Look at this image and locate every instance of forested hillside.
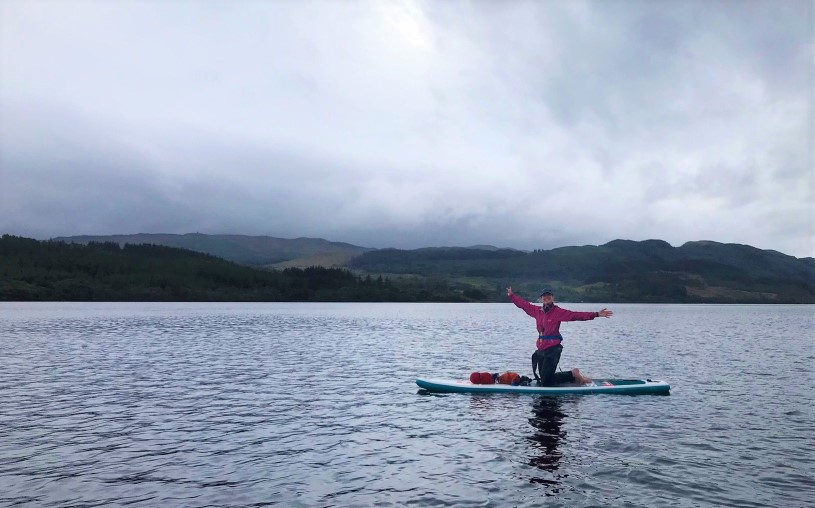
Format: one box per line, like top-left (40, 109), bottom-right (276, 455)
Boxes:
top-left (4, 236), bottom-right (812, 303)
top-left (348, 240), bottom-right (815, 303)
top-left (0, 236), bottom-right (465, 302)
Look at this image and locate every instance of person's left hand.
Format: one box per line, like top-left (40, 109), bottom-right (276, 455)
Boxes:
top-left (598, 308), bottom-right (613, 318)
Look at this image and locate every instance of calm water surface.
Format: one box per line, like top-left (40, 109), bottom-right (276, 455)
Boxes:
top-left (1, 302), bottom-right (813, 507)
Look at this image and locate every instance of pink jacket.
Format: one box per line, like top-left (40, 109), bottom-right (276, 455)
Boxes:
top-left (510, 294), bottom-right (598, 350)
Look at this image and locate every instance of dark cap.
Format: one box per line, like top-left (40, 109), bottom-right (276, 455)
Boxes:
top-left (539, 288), bottom-right (553, 296)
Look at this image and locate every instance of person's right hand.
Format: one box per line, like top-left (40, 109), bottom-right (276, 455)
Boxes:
top-left (506, 286), bottom-right (513, 297)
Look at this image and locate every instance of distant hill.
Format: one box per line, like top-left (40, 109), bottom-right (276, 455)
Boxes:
top-left (466, 244), bottom-right (527, 252)
top-left (34, 233), bottom-right (815, 303)
top-left (348, 239), bottom-right (815, 303)
top-left (0, 236), bottom-right (458, 302)
top-left (54, 233), bottom-right (373, 267)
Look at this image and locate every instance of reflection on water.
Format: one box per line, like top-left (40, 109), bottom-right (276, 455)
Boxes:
top-left (1, 302), bottom-right (813, 507)
top-left (527, 397), bottom-right (574, 492)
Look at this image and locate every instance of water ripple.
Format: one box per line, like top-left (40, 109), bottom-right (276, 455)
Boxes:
top-left (1, 302), bottom-right (813, 507)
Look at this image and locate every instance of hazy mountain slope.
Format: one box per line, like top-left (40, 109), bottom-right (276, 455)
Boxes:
top-left (348, 239), bottom-right (815, 303)
top-left (54, 233), bottom-right (373, 266)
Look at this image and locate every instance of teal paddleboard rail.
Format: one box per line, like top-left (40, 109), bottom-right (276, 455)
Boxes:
top-left (416, 378), bottom-right (670, 395)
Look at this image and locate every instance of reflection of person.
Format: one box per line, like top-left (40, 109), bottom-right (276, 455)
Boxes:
top-left (507, 287), bottom-right (612, 385)
top-left (527, 397), bottom-right (567, 479)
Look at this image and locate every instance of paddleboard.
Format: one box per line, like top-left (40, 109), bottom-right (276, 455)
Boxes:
top-left (416, 377), bottom-right (670, 395)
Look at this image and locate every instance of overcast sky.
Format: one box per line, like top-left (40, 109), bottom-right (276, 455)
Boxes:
top-left (1, 0), bottom-right (813, 257)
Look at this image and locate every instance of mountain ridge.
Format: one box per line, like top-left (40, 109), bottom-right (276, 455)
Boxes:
top-left (53, 233), bottom-right (374, 267)
top-left (53, 233), bottom-right (813, 263)
top-left (45, 233), bottom-right (815, 303)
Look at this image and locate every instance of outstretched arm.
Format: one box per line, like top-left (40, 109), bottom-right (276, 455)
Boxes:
top-left (507, 286), bottom-right (539, 318)
top-left (557, 307), bottom-right (614, 321)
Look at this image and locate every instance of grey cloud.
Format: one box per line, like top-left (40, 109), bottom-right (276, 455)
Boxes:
top-left (639, 162), bottom-right (760, 207)
top-left (0, 0), bottom-right (813, 257)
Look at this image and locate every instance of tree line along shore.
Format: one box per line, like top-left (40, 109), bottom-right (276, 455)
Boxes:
top-left (2, 235), bottom-right (813, 303)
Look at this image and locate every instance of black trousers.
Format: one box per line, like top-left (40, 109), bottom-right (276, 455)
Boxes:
top-left (531, 345), bottom-right (575, 386)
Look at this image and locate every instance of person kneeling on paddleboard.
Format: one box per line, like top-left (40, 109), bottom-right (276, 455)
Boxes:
top-left (507, 287), bottom-right (612, 386)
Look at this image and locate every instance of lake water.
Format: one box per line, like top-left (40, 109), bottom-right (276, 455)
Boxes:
top-left (1, 302), bottom-right (813, 507)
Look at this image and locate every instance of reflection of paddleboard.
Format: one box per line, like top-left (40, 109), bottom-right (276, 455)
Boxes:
top-left (416, 378), bottom-right (670, 395)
